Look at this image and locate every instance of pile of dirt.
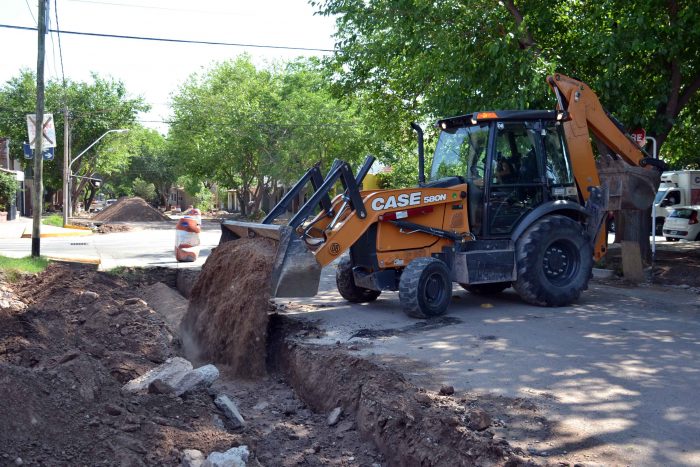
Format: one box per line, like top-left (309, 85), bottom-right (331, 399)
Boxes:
top-left (93, 197), bottom-right (170, 222)
top-left (0, 263), bottom-right (388, 466)
top-left (96, 223), bottom-right (133, 234)
top-left (181, 237), bottom-right (276, 378)
top-left (0, 263), bottom-right (239, 465)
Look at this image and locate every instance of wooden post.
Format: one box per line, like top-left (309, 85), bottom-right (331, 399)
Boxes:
top-left (32, 0), bottom-right (48, 257)
top-left (62, 107), bottom-right (70, 226)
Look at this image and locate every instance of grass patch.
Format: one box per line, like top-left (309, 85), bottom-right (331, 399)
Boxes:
top-left (0, 255), bottom-right (50, 282)
top-left (105, 266), bottom-right (131, 277)
top-left (43, 214), bottom-right (64, 227)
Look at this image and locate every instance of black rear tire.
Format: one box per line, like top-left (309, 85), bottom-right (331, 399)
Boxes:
top-left (336, 257), bottom-right (381, 303)
top-left (399, 257), bottom-right (452, 319)
top-left (513, 215), bottom-right (592, 307)
top-left (460, 282), bottom-right (511, 295)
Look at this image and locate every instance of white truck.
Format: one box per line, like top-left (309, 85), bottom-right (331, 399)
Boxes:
top-left (653, 170), bottom-right (700, 231)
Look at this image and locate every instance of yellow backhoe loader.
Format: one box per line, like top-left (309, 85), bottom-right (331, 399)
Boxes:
top-left (221, 74), bottom-right (664, 318)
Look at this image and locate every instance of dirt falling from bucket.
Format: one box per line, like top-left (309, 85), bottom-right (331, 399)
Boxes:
top-left (181, 236), bottom-right (276, 378)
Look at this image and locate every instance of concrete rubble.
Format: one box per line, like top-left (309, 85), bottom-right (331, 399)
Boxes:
top-left (122, 357), bottom-right (219, 396)
top-left (214, 394), bottom-right (246, 429)
top-left (327, 407), bottom-right (342, 426)
top-left (202, 446), bottom-right (249, 467)
top-left (181, 449), bottom-right (206, 467)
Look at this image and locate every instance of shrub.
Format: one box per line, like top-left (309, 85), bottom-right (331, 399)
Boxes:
top-left (0, 171), bottom-right (18, 212)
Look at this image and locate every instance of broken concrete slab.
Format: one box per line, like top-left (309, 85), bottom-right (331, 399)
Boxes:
top-left (141, 282), bottom-right (189, 331)
top-left (181, 449), bottom-right (205, 467)
top-left (173, 364), bottom-right (220, 396)
top-left (122, 358), bottom-right (220, 396)
top-left (214, 395), bottom-right (245, 429)
top-left (122, 357), bottom-right (193, 393)
top-left (327, 407), bottom-right (342, 426)
top-left (202, 445), bottom-right (249, 467)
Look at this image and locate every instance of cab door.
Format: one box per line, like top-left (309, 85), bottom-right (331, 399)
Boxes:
top-left (484, 120), bottom-right (546, 237)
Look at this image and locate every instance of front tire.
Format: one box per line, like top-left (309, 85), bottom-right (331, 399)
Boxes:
top-left (399, 257), bottom-right (452, 319)
top-left (513, 215), bottom-right (592, 307)
top-left (336, 257), bottom-right (381, 303)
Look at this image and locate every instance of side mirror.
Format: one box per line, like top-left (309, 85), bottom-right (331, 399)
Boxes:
top-left (660, 199), bottom-right (670, 207)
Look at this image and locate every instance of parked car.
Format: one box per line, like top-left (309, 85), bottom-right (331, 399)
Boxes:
top-left (662, 206), bottom-right (700, 242)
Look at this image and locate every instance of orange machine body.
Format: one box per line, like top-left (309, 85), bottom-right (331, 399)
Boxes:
top-left (305, 185), bottom-right (469, 268)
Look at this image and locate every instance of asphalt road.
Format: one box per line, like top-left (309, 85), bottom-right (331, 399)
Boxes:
top-left (0, 220), bottom-right (221, 270)
top-left (282, 264), bottom-right (700, 466)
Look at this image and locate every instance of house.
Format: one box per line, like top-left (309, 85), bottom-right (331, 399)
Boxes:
top-left (0, 137), bottom-right (27, 219)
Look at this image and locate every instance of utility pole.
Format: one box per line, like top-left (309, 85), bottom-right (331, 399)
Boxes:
top-left (62, 107), bottom-right (70, 226)
top-left (32, 0), bottom-right (48, 257)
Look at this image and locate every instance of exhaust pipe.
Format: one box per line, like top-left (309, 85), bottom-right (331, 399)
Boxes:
top-left (411, 122), bottom-right (425, 186)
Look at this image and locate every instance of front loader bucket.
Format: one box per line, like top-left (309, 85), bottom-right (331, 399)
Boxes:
top-left (597, 157), bottom-right (661, 211)
top-left (220, 220), bottom-right (322, 298)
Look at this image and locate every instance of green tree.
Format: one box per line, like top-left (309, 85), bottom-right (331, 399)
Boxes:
top-left (169, 55), bottom-right (382, 216)
top-left (0, 171), bottom-right (18, 212)
top-left (117, 128), bottom-right (178, 207)
top-left (313, 0), bottom-right (699, 162)
top-left (0, 70), bottom-right (148, 212)
top-left (132, 177), bottom-right (157, 203)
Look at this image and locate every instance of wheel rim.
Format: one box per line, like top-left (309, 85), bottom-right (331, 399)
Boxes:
top-left (542, 239), bottom-right (579, 286)
top-left (424, 272), bottom-right (446, 305)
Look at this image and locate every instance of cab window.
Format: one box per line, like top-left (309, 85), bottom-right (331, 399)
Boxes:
top-left (542, 122), bottom-right (574, 186)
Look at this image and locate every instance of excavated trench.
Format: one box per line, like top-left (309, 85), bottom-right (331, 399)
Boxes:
top-left (176, 237), bottom-right (530, 466)
top-left (265, 314), bottom-right (528, 467)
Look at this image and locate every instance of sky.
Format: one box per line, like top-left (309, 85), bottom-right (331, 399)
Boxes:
top-left (0, 0), bottom-right (338, 132)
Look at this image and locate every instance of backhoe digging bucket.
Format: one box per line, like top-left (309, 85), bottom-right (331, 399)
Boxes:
top-left (220, 221), bottom-right (322, 298)
top-left (597, 157), bottom-right (661, 211)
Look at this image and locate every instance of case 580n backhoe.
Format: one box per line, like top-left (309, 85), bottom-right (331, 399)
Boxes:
top-left (221, 74), bottom-right (664, 318)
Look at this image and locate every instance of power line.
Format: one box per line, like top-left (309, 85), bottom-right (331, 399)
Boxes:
top-left (0, 23), bottom-right (337, 53)
top-left (24, 0), bottom-right (37, 25)
top-left (54, 0), bottom-right (67, 88)
top-left (48, 14), bottom-right (61, 80)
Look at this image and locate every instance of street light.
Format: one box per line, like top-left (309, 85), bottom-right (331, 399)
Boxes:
top-left (63, 129), bottom-right (129, 226)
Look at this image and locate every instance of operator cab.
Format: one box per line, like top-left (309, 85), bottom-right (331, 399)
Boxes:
top-left (431, 110), bottom-right (578, 238)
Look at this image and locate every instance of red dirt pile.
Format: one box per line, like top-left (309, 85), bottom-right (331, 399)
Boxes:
top-left (93, 196), bottom-right (170, 222)
top-left (181, 237), bottom-right (276, 378)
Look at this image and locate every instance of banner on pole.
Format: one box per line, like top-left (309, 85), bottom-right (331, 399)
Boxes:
top-left (26, 114), bottom-right (56, 149)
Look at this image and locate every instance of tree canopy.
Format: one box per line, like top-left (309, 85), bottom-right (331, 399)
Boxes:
top-left (0, 70), bottom-right (148, 210)
top-left (313, 0), bottom-right (700, 167)
top-left (169, 55), bottom-right (382, 214)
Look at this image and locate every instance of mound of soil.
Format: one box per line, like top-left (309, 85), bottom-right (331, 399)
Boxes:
top-left (181, 237), bottom-right (276, 378)
top-left (93, 197), bottom-right (170, 222)
top-left (96, 223), bottom-right (133, 234)
top-left (0, 264), bottom-right (240, 465)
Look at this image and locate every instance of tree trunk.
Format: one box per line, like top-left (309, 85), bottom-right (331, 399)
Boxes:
top-left (236, 188), bottom-right (248, 216)
top-left (615, 208), bottom-right (652, 264)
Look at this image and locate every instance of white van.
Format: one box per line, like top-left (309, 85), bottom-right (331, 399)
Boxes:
top-left (653, 171), bottom-right (700, 232)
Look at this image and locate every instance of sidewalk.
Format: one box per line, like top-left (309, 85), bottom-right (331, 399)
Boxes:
top-left (0, 217), bottom-right (93, 239)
